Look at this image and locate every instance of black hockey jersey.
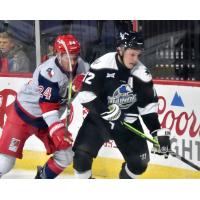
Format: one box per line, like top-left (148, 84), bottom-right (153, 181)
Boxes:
top-left (77, 52), bottom-right (160, 133)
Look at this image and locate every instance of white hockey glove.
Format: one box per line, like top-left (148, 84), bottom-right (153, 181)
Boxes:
top-left (101, 104), bottom-right (121, 121)
top-left (151, 128), bottom-right (171, 159)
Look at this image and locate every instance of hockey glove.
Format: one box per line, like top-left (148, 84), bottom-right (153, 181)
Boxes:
top-left (72, 73), bottom-right (85, 92)
top-left (101, 104), bottom-right (121, 121)
top-left (35, 130), bottom-right (56, 155)
top-left (49, 121), bottom-right (73, 150)
top-left (151, 128), bottom-right (171, 159)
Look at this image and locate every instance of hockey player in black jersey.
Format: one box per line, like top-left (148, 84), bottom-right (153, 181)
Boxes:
top-left (72, 31), bottom-right (171, 179)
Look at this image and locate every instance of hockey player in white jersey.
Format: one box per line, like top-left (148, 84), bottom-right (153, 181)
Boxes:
top-left (0, 34), bottom-right (88, 178)
top-left (72, 31), bottom-right (171, 179)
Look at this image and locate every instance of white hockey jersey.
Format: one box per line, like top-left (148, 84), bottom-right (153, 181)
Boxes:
top-left (15, 56), bottom-right (89, 129)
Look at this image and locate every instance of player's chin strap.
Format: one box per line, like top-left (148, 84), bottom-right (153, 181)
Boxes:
top-left (57, 39), bottom-right (73, 133)
top-left (123, 121), bottom-right (200, 171)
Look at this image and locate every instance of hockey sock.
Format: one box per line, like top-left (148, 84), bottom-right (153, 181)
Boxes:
top-left (119, 162), bottom-right (139, 179)
top-left (43, 157), bottom-right (65, 179)
top-left (74, 169), bottom-right (92, 179)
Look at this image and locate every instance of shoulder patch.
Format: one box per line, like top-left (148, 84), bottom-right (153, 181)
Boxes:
top-left (40, 64), bottom-right (61, 84)
top-left (46, 68), bottom-right (55, 78)
top-left (131, 61), bottom-right (152, 82)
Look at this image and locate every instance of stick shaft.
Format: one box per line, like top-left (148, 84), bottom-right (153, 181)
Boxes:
top-left (169, 151), bottom-right (200, 171)
top-left (123, 121), bottom-right (159, 145)
top-left (59, 40), bottom-right (73, 129)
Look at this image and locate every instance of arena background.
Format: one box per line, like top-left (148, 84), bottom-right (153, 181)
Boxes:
top-left (0, 20), bottom-right (199, 178)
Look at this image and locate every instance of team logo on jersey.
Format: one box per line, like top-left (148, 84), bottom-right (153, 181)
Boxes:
top-left (144, 69), bottom-right (152, 80)
top-left (107, 84), bottom-right (137, 109)
top-left (8, 138), bottom-right (20, 152)
top-left (46, 68), bottom-right (55, 78)
top-left (145, 69), bottom-right (150, 75)
top-left (106, 73), bottom-right (115, 78)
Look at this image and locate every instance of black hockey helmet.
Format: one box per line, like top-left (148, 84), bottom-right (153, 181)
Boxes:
top-left (117, 31), bottom-right (144, 50)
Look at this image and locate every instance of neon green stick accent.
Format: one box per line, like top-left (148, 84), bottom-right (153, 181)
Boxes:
top-left (68, 80), bottom-right (72, 104)
top-left (123, 121), bottom-right (159, 145)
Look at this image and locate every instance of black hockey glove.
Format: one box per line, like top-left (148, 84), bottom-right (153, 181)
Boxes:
top-left (151, 128), bottom-right (171, 159)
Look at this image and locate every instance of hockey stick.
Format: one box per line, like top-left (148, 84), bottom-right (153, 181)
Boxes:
top-left (123, 121), bottom-right (200, 171)
top-left (123, 121), bottom-right (159, 145)
top-left (57, 39), bottom-right (73, 130)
